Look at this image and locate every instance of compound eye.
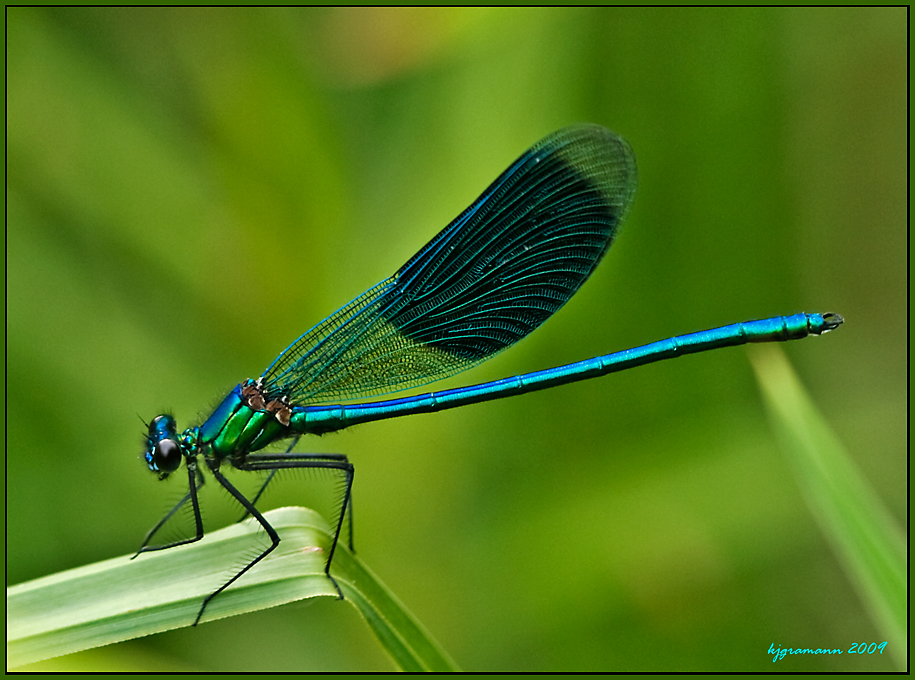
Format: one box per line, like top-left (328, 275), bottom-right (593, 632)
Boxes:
top-left (153, 438), bottom-right (182, 475)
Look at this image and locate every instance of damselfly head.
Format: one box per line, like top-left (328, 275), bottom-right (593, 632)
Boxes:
top-left (144, 414), bottom-right (182, 479)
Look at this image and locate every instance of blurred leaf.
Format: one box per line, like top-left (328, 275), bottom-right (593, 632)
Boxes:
top-left (749, 346), bottom-right (906, 670)
top-left (7, 507), bottom-right (458, 672)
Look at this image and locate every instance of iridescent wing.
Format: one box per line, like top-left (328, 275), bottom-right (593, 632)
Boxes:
top-left (261, 124), bottom-right (637, 405)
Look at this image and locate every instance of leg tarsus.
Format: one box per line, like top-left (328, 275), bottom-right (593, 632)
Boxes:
top-left (134, 463), bottom-right (205, 557)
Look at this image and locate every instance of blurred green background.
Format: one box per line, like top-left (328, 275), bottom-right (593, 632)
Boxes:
top-left (6, 7), bottom-right (906, 672)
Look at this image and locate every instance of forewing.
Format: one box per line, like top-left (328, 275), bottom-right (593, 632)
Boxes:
top-left (261, 125), bottom-right (637, 404)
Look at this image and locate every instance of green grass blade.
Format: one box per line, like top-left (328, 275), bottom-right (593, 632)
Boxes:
top-left (334, 557), bottom-right (459, 672)
top-left (748, 346), bottom-right (907, 670)
top-left (7, 506), bottom-right (459, 672)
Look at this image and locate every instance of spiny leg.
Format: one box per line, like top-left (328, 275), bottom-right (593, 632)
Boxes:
top-left (236, 436), bottom-right (300, 522)
top-left (134, 462), bottom-right (205, 557)
top-left (245, 469), bottom-right (278, 516)
top-left (240, 452), bottom-right (354, 595)
top-left (194, 465), bottom-right (281, 626)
